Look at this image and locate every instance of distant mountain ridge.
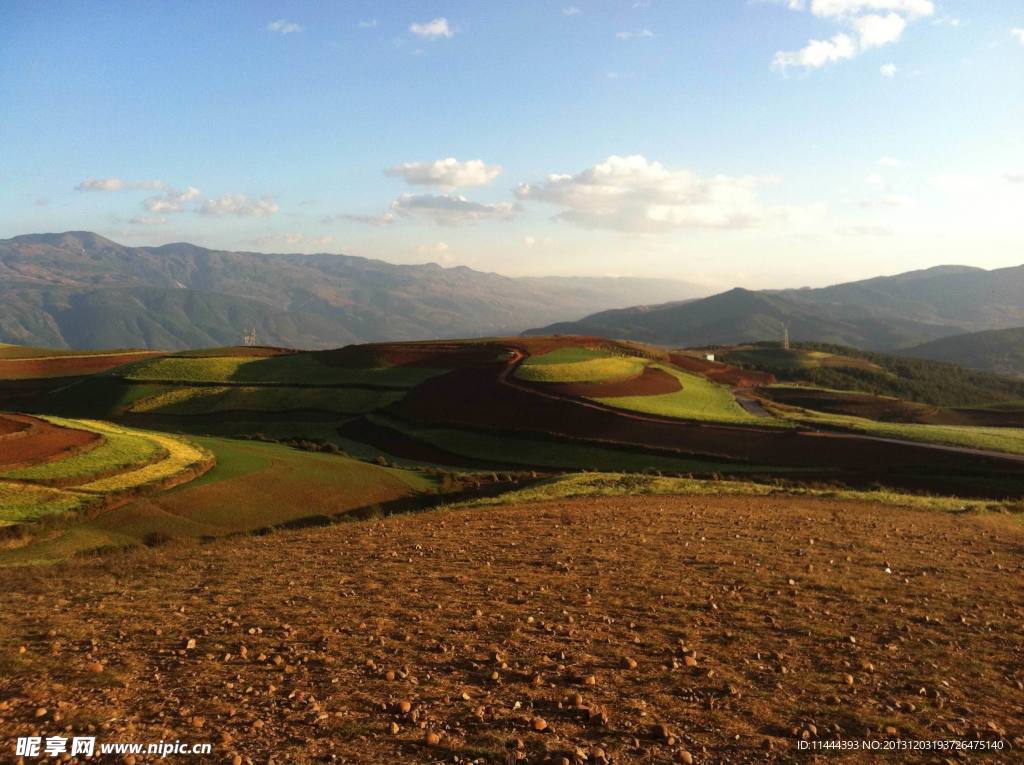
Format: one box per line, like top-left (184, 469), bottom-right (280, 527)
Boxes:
top-left (902, 326), bottom-right (1024, 376)
top-left (527, 263), bottom-right (1024, 352)
top-left (0, 232), bottom-right (706, 350)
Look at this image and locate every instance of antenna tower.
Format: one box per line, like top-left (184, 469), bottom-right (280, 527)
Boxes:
top-left (781, 322), bottom-right (790, 351)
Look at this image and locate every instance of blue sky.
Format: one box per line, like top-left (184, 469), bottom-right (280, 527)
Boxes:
top-left (1, 0), bottom-right (1022, 288)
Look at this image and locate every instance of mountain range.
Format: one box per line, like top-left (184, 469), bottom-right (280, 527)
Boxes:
top-left (0, 232), bottom-right (704, 350)
top-left (528, 263), bottom-right (1024, 355)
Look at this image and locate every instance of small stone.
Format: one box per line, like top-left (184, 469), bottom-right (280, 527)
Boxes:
top-left (532, 716), bottom-right (548, 731)
top-left (621, 656), bottom-right (637, 670)
top-left (88, 661), bottom-right (104, 673)
top-left (424, 730), bottom-right (440, 746)
top-left (844, 674), bottom-right (855, 685)
top-left (34, 707), bottom-right (47, 718)
top-left (388, 721), bottom-right (400, 735)
top-left (678, 752), bottom-right (694, 764)
top-left (397, 700), bottom-right (412, 714)
top-left (185, 638), bottom-right (197, 650)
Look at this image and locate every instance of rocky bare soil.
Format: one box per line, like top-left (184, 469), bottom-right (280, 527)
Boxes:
top-left (1, 495), bottom-right (1022, 763)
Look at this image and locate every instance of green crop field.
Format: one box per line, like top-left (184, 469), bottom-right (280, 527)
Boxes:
top-left (368, 414), bottom-right (774, 474)
top-left (515, 355), bottom-right (646, 383)
top-left (131, 385), bottom-right (404, 415)
top-left (0, 482), bottom-right (90, 525)
top-left (123, 353), bottom-right (442, 387)
top-left (785, 408), bottom-right (1024, 456)
top-left (523, 347), bottom-right (615, 365)
top-left (593, 365), bottom-right (779, 425)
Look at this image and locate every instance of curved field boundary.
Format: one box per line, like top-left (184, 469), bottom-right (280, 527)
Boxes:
top-left (0, 419), bottom-right (214, 528)
top-left (0, 414), bottom-right (104, 469)
top-left (76, 428), bottom-right (212, 493)
top-left (1, 418), bottom-right (165, 484)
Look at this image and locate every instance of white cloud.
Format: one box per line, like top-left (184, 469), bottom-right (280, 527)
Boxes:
top-left (880, 62), bottom-right (897, 77)
top-left (391, 194), bottom-right (516, 226)
top-left (772, 33), bottom-right (856, 70)
top-left (76, 177), bottom-right (165, 192)
top-left (385, 158), bottom-right (502, 190)
top-left (410, 18), bottom-right (454, 39)
top-left (1012, 28), bottom-right (1024, 45)
top-left (516, 154), bottom-right (801, 233)
top-left (199, 194), bottom-right (279, 217)
top-left (563, 6), bottom-right (581, 16)
top-left (773, 0), bottom-right (931, 71)
top-left (877, 156), bottom-right (904, 167)
top-left (853, 13), bottom-right (906, 47)
top-left (808, 0), bottom-right (933, 19)
top-left (330, 211), bottom-right (396, 226)
top-left (358, 19), bottom-right (378, 29)
top-left (616, 29), bottom-right (655, 40)
top-left (267, 19), bottom-right (302, 34)
top-left (1006, 173), bottom-right (1024, 184)
top-left (129, 215), bottom-right (169, 226)
top-left (143, 186), bottom-right (200, 213)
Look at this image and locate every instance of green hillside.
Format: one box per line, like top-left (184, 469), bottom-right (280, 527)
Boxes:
top-left (902, 326), bottom-right (1024, 376)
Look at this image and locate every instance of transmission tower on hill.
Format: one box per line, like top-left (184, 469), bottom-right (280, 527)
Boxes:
top-left (781, 321), bottom-right (790, 350)
top-left (242, 327), bottom-right (257, 347)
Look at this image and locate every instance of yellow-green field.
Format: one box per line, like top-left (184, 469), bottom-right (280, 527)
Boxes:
top-left (593, 365), bottom-right (773, 424)
top-left (0, 418), bottom-right (212, 527)
top-left (515, 347), bottom-right (646, 383)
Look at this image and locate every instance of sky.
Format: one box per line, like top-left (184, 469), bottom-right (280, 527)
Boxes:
top-left (1, 0), bottom-right (1022, 290)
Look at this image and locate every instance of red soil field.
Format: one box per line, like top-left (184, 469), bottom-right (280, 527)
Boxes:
top-left (539, 365), bottom-right (682, 398)
top-left (0, 352), bottom-right (159, 380)
top-left (2, 495), bottom-right (1019, 763)
top-left (0, 414), bottom-right (101, 468)
top-left (0, 416), bottom-right (32, 439)
top-left (669, 354), bottom-right (775, 387)
top-left (391, 363), bottom-right (1024, 494)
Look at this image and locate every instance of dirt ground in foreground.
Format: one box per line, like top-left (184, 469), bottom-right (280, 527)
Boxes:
top-left (1, 496), bottom-right (1022, 764)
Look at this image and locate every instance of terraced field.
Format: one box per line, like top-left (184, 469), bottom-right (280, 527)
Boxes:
top-left (515, 350), bottom-right (646, 384)
top-left (0, 415), bottom-right (213, 528)
top-left (0, 435), bottom-right (441, 564)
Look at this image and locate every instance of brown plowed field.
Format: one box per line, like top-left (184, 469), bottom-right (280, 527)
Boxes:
top-left (669, 354), bottom-right (775, 387)
top-left (316, 343), bottom-right (506, 369)
top-left (1, 495), bottom-right (1020, 763)
top-left (0, 414), bottom-right (101, 468)
top-left (540, 366), bottom-right (682, 398)
top-left (392, 364), bottom-right (1024, 495)
top-left (0, 352), bottom-right (159, 380)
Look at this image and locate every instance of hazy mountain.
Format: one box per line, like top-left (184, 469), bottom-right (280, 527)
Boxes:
top-left (902, 327), bottom-right (1024, 377)
top-left (527, 264), bottom-right (1024, 351)
top-left (0, 232), bottom-right (706, 350)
